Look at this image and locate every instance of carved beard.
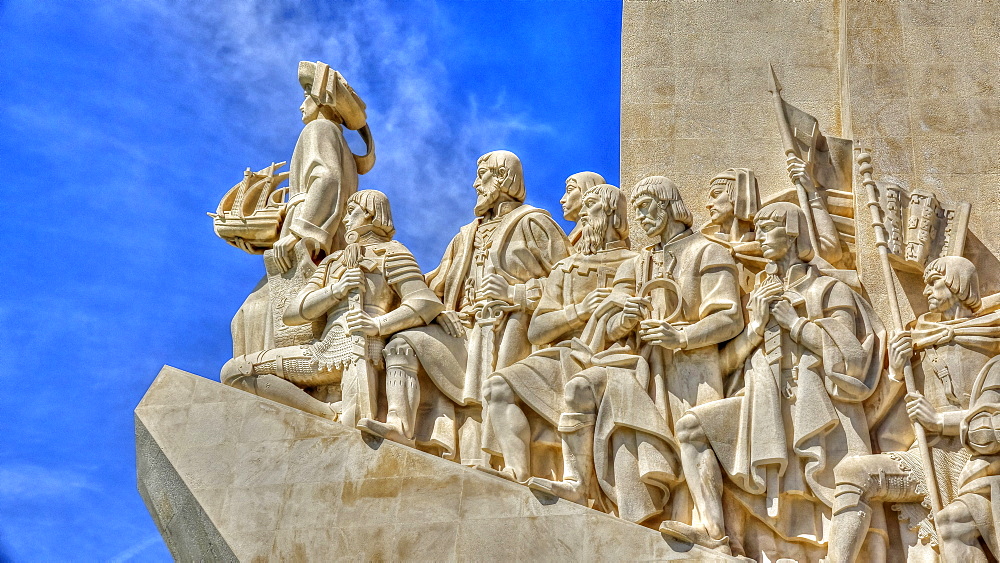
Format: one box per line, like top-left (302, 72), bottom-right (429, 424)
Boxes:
top-left (577, 211), bottom-right (610, 256)
top-left (474, 181), bottom-right (501, 217)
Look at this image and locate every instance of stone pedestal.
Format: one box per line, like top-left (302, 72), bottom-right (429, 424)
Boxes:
top-left (136, 366), bottom-right (727, 561)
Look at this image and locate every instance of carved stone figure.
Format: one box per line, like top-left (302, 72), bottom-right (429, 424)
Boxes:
top-left (228, 62), bottom-right (375, 359)
top-left (937, 355), bottom-right (1000, 561)
top-left (220, 190), bottom-right (441, 422)
top-left (560, 171), bottom-right (606, 249)
top-left (527, 177), bottom-right (742, 525)
top-left (828, 256), bottom-right (1000, 562)
top-left (660, 202), bottom-right (885, 560)
top-left (384, 151), bottom-right (570, 463)
top-left (481, 183), bottom-right (634, 482)
top-left (702, 161), bottom-right (849, 294)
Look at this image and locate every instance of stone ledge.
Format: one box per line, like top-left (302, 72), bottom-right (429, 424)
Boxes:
top-left (136, 365), bottom-right (728, 561)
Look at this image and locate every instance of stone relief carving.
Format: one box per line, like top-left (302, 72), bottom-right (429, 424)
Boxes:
top-left (206, 61), bottom-right (1000, 561)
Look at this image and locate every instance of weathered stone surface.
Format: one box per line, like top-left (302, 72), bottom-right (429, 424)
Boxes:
top-left (136, 366), bottom-right (726, 561)
top-left (622, 0), bottom-right (1000, 321)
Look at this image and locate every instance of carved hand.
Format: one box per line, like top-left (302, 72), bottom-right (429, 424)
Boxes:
top-left (435, 310), bottom-right (466, 338)
top-left (638, 319), bottom-right (686, 349)
top-left (479, 273), bottom-right (514, 304)
top-left (579, 287), bottom-right (613, 318)
top-left (769, 299), bottom-right (799, 330)
top-left (345, 309), bottom-right (380, 336)
top-left (905, 392), bottom-right (943, 433)
top-left (272, 233), bottom-right (301, 273)
top-left (747, 279), bottom-right (782, 334)
top-left (619, 296), bottom-right (650, 330)
top-left (330, 268), bottom-right (365, 301)
top-left (786, 155), bottom-right (817, 194)
top-left (888, 330), bottom-right (914, 376)
top-left (234, 237), bottom-right (255, 254)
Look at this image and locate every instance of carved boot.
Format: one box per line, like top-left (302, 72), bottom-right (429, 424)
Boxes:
top-left (527, 413), bottom-right (597, 506)
top-left (221, 355), bottom-right (339, 421)
top-left (358, 344), bottom-right (418, 447)
top-left (658, 521), bottom-right (731, 556)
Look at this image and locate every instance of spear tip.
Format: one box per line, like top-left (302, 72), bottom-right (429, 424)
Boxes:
top-left (767, 62), bottom-right (782, 95)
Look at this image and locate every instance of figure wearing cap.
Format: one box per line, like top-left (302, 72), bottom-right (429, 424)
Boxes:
top-left (660, 202), bottom-right (885, 560)
top-left (229, 62), bottom-right (376, 360)
top-left (703, 164), bottom-right (848, 294)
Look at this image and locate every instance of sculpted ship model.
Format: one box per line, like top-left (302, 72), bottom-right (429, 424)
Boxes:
top-left (190, 60), bottom-right (1000, 562)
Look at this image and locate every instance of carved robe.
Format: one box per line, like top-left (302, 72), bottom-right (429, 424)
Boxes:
top-left (879, 308), bottom-right (1000, 542)
top-left (561, 230), bottom-right (742, 524)
top-left (950, 356), bottom-right (1000, 556)
top-left (607, 231), bottom-right (743, 427)
top-left (231, 118), bottom-right (358, 357)
top-left (282, 119), bottom-right (358, 254)
top-left (481, 242), bottom-right (636, 457)
top-left (392, 202), bottom-right (569, 458)
top-left (690, 263), bottom-right (884, 549)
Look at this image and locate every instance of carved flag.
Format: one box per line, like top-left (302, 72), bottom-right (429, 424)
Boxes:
top-left (766, 65), bottom-right (857, 269)
top-left (878, 183), bottom-right (971, 274)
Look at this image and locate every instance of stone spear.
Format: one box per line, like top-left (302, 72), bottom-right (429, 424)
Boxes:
top-left (856, 148), bottom-right (944, 519)
top-left (767, 63), bottom-right (823, 256)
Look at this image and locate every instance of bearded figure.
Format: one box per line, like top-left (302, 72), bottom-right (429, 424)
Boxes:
top-left (371, 151), bottom-right (570, 464)
top-left (559, 171), bottom-right (606, 249)
top-left (527, 177), bottom-right (743, 526)
top-left (480, 184), bottom-right (635, 483)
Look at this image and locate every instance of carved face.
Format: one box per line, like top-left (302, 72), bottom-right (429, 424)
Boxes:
top-left (473, 158), bottom-right (507, 216)
top-left (706, 182), bottom-right (735, 227)
top-left (924, 275), bottom-right (959, 314)
top-left (561, 179), bottom-right (583, 222)
top-left (343, 201), bottom-right (371, 238)
top-left (634, 195), bottom-right (668, 238)
top-left (755, 218), bottom-right (794, 262)
top-left (300, 91), bottom-right (321, 124)
top-left (578, 190), bottom-right (611, 255)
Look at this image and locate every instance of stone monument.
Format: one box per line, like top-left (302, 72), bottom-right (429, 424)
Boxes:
top-left (138, 3), bottom-right (1000, 559)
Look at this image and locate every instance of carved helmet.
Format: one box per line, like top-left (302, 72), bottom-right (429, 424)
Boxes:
top-left (298, 61), bottom-right (376, 175)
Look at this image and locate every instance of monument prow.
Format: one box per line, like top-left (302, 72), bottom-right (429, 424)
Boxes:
top-left (136, 366), bottom-right (730, 561)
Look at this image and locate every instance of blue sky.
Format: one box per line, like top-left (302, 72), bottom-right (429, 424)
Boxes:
top-left (0, 1), bottom-right (621, 559)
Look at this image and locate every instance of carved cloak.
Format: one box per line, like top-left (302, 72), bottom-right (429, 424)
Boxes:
top-left (691, 263), bottom-right (885, 546)
top-left (953, 356), bottom-right (1000, 556)
top-left (283, 118), bottom-right (358, 255)
top-left (392, 204), bottom-right (568, 456)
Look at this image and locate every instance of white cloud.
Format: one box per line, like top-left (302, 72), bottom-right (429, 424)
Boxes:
top-left (0, 463), bottom-right (99, 499)
top-left (101, 0), bottom-right (551, 266)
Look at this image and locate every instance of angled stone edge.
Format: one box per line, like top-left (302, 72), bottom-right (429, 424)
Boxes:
top-left (136, 365), bottom-right (731, 561)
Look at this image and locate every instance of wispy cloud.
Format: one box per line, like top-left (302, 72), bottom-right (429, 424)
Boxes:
top-left (0, 463), bottom-right (99, 499)
top-left (101, 0), bottom-right (548, 266)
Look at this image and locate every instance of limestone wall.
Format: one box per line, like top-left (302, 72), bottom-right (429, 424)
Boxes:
top-left (622, 0), bottom-right (1000, 319)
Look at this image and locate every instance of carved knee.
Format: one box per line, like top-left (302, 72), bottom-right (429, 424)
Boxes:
top-left (484, 374), bottom-right (515, 404)
top-left (834, 456), bottom-right (884, 507)
top-left (674, 412), bottom-right (705, 445)
top-left (563, 377), bottom-right (596, 414)
top-left (937, 501), bottom-right (977, 543)
top-left (383, 338), bottom-right (418, 372)
top-left (220, 356), bottom-right (253, 385)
